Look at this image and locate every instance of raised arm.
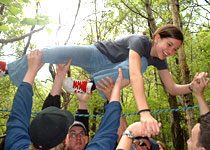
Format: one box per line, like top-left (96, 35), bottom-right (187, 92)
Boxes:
top-left (97, 75), bottom-right (129, 143)
top-left (116, 121), bottom-right (161, 150)
top-left (75, 92), bottom-right (90, 135)
top-left (42, 59), bottom-right (72, 110)
top-left (51, 59), bottom-right (72, 96)
top-left (86, 68), bottom-right (123, 150)
top-left (129, 50), bottom-right (160, 137)
top-left (116, 122), bottom-right (143, 150)
top-left (76, 93), bottom-right (89, 110)
top-left (5, 50), bottom-right (44, 150)
top-left (191, 72), bottom-right (210, 115)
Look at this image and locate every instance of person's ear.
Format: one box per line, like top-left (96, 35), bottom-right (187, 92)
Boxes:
top-left (154, 34), bottom-right (160, 43)
top-left (199, 147), bottom-right (206, 150)
top-left (85, 136), bottom-right (89, 144)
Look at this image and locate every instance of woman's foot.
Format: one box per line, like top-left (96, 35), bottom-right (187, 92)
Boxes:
top-left (63, 77), bottom-right (93, 94)
top-left (0, 61), bottom-right (8, 77)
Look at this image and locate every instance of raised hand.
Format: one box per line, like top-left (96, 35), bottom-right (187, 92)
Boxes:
top-left (55, 59), bottom-right (72, 79)
top-left (27, 49), bottom-right (45, 75)
top-left (97, 68), bottom-right (130, 101)
top-left (96, 76), bottom-right (114, 101)
top-left (192, 72), bottom-right (209, 95)
top-left (76, 92), bottom-right (89, 103)
top-left (191, 72), bottom-right (209, 115)
top-left (23, 49), bottom-right (45, 85)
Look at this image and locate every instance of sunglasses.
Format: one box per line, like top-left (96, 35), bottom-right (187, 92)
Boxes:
top-left (133, 139), bottom-right (151, 150)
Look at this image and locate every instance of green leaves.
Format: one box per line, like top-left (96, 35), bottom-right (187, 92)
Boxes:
top-left (0, 0), bottom-right (13, 5)
top-left (21, 17), bottom-right (37, 25)
top-left (8, 5), bottom-right (22, 15)
top-left (21, 15), bottom-right (50, 26)
top-left (7, 16), bottom-right (19, 23)
top-left (0, 25), bottom-right (9, 31)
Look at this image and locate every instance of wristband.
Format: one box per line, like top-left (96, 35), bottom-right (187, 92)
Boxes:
top-left (189, 85), bottom-right (193, 92)
top-left (138, 109), bottom-right (150, 115)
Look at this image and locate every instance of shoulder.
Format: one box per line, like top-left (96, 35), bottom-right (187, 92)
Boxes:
top-left (127, 35), bottom-right (150, 45)
top-left (127, 35), bottom-right (149, 40)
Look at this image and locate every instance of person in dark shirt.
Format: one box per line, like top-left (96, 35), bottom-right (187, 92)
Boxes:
top-left (41, 59), bottom-right (89, 150)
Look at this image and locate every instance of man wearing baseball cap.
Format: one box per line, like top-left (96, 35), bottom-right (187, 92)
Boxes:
top-left (65, 121), bottom-right (88, 150)
top-left (5, 50), bottom-right (74, 150)
top-left (40, 58), bottom-right (90, 150)
top-left (29, 106), bottom-right (74, 149)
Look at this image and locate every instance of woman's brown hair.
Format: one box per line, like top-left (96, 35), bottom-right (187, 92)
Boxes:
top-left (153, 24), bottom-right (184, 43)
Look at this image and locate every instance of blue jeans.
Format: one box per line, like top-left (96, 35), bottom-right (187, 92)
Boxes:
top-left (8, 44), bottom-right (148, 99)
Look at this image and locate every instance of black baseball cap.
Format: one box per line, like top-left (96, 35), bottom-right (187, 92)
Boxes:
top-left (29, 106), bottom-right (74, 149)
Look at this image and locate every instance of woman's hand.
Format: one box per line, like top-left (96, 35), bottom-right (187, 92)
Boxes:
top-left (140, 112), bottom-right (161, 137)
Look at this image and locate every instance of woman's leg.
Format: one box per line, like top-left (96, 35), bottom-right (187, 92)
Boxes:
top-left (8, 55), bottom-right (28, 87)
top-left (8, 44), bottom-right (105, 87)
top-left (42, 45), bottom-right (104, 72)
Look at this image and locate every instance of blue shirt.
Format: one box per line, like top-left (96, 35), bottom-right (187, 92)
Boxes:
top-left (86, 101), bottom-right (122, 150)
top-left (5, 82), bottom-right (33, 150)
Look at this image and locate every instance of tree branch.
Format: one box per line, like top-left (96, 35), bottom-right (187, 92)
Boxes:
top-left (184, 3), bottom-right (195, 35)
top-left (64, 0), bottom-right (81, 45)
top-left (121, 0), bottom-right (148, 19)
top-left (204, 0), bottom-right (210, 5)
top-left (0, 26), bottom-right (45, 44)
top-left (23, 25), bottom-right (35, 55)
top-left (195, 0), bottom-right (210, 14)
top-left (23, 2), bottom-right (40, 55)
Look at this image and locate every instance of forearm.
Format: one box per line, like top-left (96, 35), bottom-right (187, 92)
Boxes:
top-left (23, 71), bottom-right (37, 85)
top-left (130, 75), bottom-right (149, 110)
top-left (50, 74), bottom-right (65, 96)
top-left (159, 70), bottom-right (192, 96)
top-left (79, 101), bottom-right (88, 110)
top-left (109, 84), bottom-right (121, 103)
top-left (116, 135), bottom-right (132, 150)
top-left (168, 84), bottom-right (192, 95)
top-left (195, 93), bottom-right (210, 115)
top-left (117, 116), bottom-right (128, 143)
top-left (43, 69), bottom-right (67, 109)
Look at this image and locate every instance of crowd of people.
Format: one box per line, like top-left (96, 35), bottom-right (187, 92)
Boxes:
top-left (0, 24), bottom-right (209, 150)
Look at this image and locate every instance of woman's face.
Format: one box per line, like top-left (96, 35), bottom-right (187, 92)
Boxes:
top-left (152, 34), bottom-right (182, 60)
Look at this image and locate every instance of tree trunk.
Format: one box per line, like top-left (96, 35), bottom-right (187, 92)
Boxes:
top-left (145, 0), bottom-right (157, 36)
top-left (144, 1), bottom-right (185, 148)
top-left (168, 95), bottom-right (185, 150)
top-left (170, 0), bottom-right (195, 136)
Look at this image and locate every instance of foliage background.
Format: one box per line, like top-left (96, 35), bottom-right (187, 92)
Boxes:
top-left (0, 0), bottom-right (209, 149)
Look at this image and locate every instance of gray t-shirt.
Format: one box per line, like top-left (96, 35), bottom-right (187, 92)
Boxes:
top-left (94, 35), bottom-right (168, 70)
